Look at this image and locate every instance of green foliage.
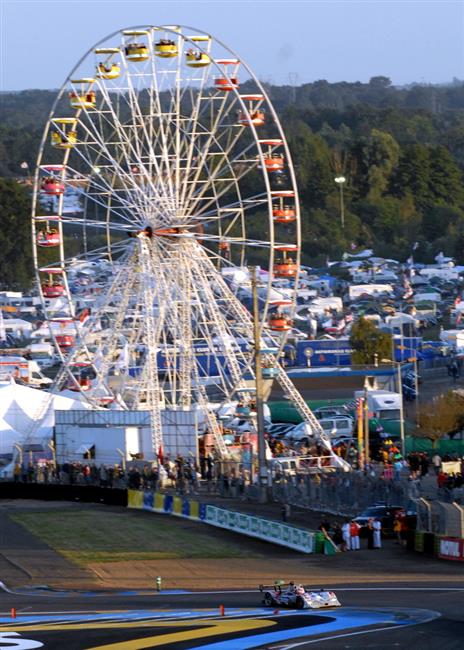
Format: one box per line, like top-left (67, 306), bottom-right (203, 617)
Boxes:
top-left (1, 80), bottom-right (464, 271)
top-left (350, 317), bottom-right (393, 365)
top-left (0, 179), bottom-right (33, 289)
top-left (415, 391), bottom-right (464, 443)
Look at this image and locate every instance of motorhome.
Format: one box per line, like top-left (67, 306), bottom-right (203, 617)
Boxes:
top-left (0, 356), bottom-right (52, 388)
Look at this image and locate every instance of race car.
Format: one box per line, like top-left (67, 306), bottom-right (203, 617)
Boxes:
top-left (259, 580), bottom-right (341, 609)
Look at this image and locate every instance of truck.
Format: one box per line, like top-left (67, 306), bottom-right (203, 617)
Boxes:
top-left (354, 389), bottom-right (401, 421)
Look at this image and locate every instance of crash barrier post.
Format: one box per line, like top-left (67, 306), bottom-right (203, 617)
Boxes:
top-left (127, 490), bottom-right (315, 553)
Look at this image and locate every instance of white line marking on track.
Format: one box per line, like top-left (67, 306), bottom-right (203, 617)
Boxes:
top-left (274, 609), bottom-right (442, 648)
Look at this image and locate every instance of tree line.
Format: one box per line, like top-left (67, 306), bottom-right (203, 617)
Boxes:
top-left (1, 78), bottom-right (463, 289)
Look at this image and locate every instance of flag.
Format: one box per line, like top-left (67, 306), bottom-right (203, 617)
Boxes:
top-left (157, 445), bottom-right (164, 465)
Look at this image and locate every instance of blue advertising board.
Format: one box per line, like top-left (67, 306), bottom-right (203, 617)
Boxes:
top-left (295, 339), bottom-right (352, 367)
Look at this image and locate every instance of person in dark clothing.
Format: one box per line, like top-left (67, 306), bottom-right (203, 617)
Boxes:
top-left (366, 518), bottom-right (375, 549)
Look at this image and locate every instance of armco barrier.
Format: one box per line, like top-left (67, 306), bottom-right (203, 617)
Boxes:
top-left (204, 504), bottom-right (314, 553)
top-left (127, 490), bottom-right (315, 553)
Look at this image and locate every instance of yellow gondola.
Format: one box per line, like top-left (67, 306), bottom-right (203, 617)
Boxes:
top-left (51, 130), bottom-right (77, 149)
top-left (155, 39), bottom-right (178, 58)
top-left (124, 43), bottom-right (149, 61)
top-left (69, 91), bottom-right (95, 109)
top-left (186, 49), bottom-right (211, 67)
top-left (50, 118), bottom-right (77, 149)
top-left (96, 62), bottom-right (121, 79)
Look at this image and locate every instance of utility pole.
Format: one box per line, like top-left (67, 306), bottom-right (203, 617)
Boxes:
top-left (251, 266), bottom-right (268, 504)
top-left (397, 362), bottom-right (405, 458)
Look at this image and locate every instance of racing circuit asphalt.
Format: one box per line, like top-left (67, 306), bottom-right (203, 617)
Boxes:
top-left (0, 581), bottom-right (463, 649)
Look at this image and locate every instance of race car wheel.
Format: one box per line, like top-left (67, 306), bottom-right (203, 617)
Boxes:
top-left (263, 593), bottom-right (275, 607)
top-left (295, 596), bottom-right (305, 610)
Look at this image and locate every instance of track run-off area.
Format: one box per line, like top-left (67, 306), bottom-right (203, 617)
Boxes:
top-left (0, 584), bottom-right (462, 649)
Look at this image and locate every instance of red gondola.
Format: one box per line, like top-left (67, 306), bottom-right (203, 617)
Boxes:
top-left (41, 178), bottom-right (64, 195)
top-left (268, 313), bottom-right (292, 331)
top-left (37, 229), bottom-right (60, 247)
top-left (273, 258), bottom-right (298, 277)
top-left (42, 283), bottom-right (65, 298)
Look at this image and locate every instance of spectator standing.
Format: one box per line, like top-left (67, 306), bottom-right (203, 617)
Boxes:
top-left (341, 520), bottom-right (351, 551)
top-left (350, 520), bottom-right (361, 550)
top-left (373, 519), bottom-right (382, 548)
top-left (393, 515), bottom-right (402, 545)
top-left (432, 453), bottom-right (441, 475)
top-left (366, 518), bottom-right (375, 549)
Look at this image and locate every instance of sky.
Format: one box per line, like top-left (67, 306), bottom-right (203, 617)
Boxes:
top-left (0, 0), bottom-right (463, 91)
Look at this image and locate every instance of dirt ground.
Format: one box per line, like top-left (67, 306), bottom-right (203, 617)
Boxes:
top-left (1, 499), bottom-right (462, 591)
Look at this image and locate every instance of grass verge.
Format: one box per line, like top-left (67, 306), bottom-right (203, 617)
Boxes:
top-left (9, 509), bottom-right (255, 566)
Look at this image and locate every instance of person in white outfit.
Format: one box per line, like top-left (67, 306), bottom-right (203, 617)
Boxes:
top-left (341, 520), bottom-right (351, 551)
top-left (373, 519), bottom-right (382, 548)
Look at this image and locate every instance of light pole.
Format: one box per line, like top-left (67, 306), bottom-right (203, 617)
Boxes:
top-left (251, 266), bottom-right (268, 504)
top-left (334, 175), bottom-right (346, 229)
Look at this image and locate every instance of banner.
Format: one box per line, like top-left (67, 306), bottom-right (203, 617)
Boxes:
top-left (438, 536), bottom-right (464, 561)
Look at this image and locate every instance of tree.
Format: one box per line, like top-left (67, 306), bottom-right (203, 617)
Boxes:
top-left (415, 392), bottom-right (464, 446)
top-left (350, 317), bottom-right (392, 365)
top-left (364, 129), bottom-right (400, 200)
top-left (0, 179), bottom-right (33, 290)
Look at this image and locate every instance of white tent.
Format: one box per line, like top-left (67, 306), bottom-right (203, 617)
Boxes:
top-left (0, 381), bottom-right (91, 456)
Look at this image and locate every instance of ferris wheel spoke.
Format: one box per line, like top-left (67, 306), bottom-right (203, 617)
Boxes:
top-left (91, 79), bottom-right (169, 204)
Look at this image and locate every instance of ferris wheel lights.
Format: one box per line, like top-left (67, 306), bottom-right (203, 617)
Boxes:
top-left (92, 166), bottom-right (102, 174)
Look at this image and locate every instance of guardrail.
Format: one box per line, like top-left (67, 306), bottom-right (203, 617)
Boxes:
top-left (127, 489), bottom-right (315, 553)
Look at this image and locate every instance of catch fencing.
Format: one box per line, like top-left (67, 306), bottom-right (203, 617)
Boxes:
top-left (415, 497), bottom-right (464, 538)
top-left (269, 472), bottom-right (418, 516)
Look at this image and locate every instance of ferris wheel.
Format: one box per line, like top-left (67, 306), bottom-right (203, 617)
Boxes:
top-left (31, 25), bottom-right (326, 458)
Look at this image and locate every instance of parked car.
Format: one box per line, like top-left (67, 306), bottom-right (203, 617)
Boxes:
top-left (265, 423), bottom-right (296, 439)
top-left (314, 406), bottom-right (349, 419)
top-left (353, 504), bottom-right (416, 536)
top-left (318, 416), bottom-right (354, 439)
